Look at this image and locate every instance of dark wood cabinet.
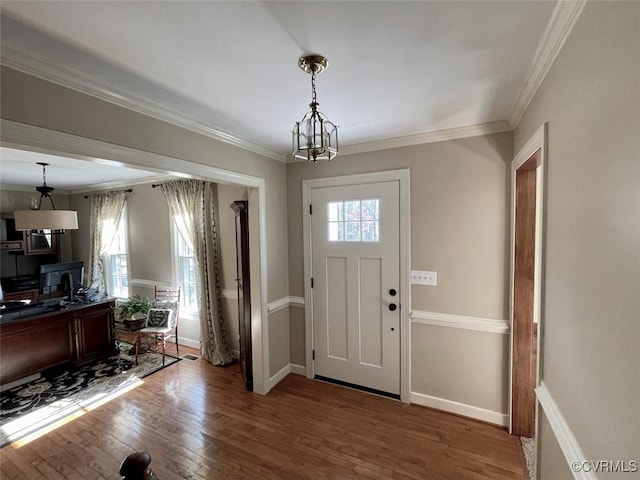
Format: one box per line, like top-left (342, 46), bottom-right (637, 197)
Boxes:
top-left (0, 312), bottom-right (75, 385)
top-left (0, 215), bottom-right (24, 252)
top-left (231, 200), bottom-right (252, 391)
top-left (0, 213), bottom-right (60, 256)
top-left (75, 302), bottom-right (116, 363)
top-left (0, 300), bottom-right (116, 385)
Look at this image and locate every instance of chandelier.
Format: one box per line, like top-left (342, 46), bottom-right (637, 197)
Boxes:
top-left (14, 162), bottom-right (79, 234)
top-left (292, 54), bottom-right (339, 163)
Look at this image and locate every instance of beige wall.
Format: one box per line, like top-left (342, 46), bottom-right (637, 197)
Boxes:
top-left (126, 185), bottom-right (172, 285)
top-left (288, 305), bottom-right (306, 367)
top-left (515, 1), bottom-right (640, 476)
top-left (269, 307), bottom-right (290, 377)
top-left (411, 325), bottom-right (508, 413)
top-left (286, 132), bottom-right (513, 412)
top-left (538, 411), bottom-right (574, 480)
top-left (287, 133), bottom-right (512, 317)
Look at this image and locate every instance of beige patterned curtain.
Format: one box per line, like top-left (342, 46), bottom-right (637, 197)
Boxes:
top-left (159, 179), bottom-right (234, 366)
top-left (87, 190), bottom-right (129, 293)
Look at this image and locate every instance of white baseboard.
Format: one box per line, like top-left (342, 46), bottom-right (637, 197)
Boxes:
top-left (267, 363), bottom-right (307, 390)
top-left (290, 364), bottom-right (306, 376)
top-left (411, 391), bottom-right (508, 427)
top-left (536, 382), bottom-right (596, 480)
top-left (267, 364), bottom-right (291, 390)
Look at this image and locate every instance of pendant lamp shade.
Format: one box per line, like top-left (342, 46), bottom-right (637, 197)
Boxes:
top-left (14, 209), bottom-right (78, 231)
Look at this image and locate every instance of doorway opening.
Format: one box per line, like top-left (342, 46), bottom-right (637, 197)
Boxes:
top-left (1, 119), bottom-right (271, 394)
top-left (509, 123), bottom-right (547, 480)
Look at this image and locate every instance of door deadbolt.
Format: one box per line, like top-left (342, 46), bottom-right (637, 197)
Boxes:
top-left (389, 288), bottom-right (397, 296)
top-left (389, 303), bottom-right (397, 311)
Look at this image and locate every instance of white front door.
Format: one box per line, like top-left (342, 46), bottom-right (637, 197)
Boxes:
top-left (311, 180), bottom-right (400, 396)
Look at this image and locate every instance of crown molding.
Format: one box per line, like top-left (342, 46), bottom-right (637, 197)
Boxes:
top-left (335, 120), bottom-right (512, 159)
top-left (508, 0), bottom-right (587, 128)
top-left (1, 47), bottom-right (286, 163)
top-left (66, 174), bottom-right (174, 195)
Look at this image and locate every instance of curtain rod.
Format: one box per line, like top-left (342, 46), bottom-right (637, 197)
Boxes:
top-left (83, 188), bottom-right (133, 199)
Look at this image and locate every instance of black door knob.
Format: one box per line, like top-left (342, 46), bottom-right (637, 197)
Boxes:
top-left (389, 288), bottom-right (397, 296)
top-left (389, 303), bottom-right (397, 311)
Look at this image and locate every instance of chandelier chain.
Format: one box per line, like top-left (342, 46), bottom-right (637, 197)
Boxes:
top-left (311, 72), bottom-right (317, 104)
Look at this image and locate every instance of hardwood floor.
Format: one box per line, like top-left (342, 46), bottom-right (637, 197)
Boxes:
top-left (0, 346), bottom-right (525, 479)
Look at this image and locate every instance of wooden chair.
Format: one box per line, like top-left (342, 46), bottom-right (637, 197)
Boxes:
top-left (134, 286), bottom-right (180, 365)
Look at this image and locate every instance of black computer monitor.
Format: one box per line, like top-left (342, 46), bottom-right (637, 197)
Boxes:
top-left (39, 261), bottom-right (84, 300)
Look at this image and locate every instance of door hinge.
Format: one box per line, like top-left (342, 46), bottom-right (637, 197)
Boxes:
top-left (309, 204), bottom-right (313, 215)
top-left (311, 277), bottom-right (314, 288)
top-left (312, 349), bottom-right (315, 360)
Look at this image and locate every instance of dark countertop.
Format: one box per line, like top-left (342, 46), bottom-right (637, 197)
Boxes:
top-left (0, 298), bottom-right (114, 325)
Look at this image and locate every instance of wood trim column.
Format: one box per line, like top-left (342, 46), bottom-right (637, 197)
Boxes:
top-left (512, 150), bottom-right (540, 437)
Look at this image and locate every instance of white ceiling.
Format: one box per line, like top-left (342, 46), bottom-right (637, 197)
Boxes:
top-left (0, 147), bottom-right (161, 191)
top-left (0, 1), bottom-right (557, 187)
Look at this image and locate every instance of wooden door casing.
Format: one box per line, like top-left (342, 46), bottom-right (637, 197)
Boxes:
top-left (511, 150), bottom-right (540, 437)
top-left (231, 200), bottom-right (252, 391)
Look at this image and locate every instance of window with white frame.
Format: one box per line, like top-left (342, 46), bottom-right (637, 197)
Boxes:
top-left (103, 207), bottom-right (129, 298)
top-left (174, 222), bottom-right (199, 314)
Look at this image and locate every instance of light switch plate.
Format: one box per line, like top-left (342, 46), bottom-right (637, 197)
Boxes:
top-left (411, 270), bottom-right (437, 286)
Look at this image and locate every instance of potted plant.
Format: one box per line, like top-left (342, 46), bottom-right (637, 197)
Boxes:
top-left (115, 295), bottom-right (153, 330)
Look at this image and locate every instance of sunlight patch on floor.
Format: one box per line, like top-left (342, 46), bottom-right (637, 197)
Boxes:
top-left (3, 379), bottom-right (144, 448)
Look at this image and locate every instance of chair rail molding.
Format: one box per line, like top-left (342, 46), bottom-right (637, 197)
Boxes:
top-left (410, 310), bottom-right (509, 335)
top-left (129, 279), bottom-right (173, 289)
top-left (267, 296), bottom-right (305, 314)
top-left (221, 289), bottom-right (238, 300)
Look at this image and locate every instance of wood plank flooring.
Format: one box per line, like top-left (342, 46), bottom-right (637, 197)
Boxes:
top-left (1, 346), bottom-right (525, 479)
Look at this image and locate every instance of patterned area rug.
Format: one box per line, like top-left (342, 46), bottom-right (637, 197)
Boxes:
top-left (0, 343), bottom-right (179, 447)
